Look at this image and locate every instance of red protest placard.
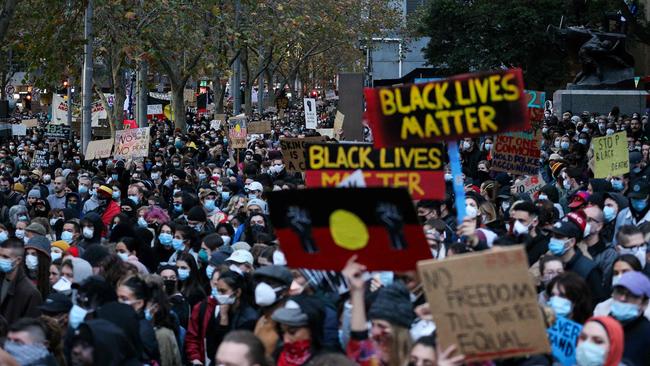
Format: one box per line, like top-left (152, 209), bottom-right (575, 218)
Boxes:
top-left (304, 143), bottom-right (445, 200)
top-left (267, 188), bottom-right (431, 271)
top-left (364, 68), bottom-right (529, 147)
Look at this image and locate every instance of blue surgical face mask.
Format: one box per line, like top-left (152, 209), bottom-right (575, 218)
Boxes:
top-left (548, 237), bottom-right (568, 256)
top-left (112, 191), bottom-right (121, 200)
top-left (68, 304), bottom-right (88, 329)
top-left (177, 268), bottom-right (190, 281)
top-left (548, 296), bottom-right (572, 317)
top-left (0, 231), bottom-right (8, 242)
top-left (603, 206), bottom-right (616, 222)
top-left (204, 199), bottom-right (216, 211)
top-left (144, 308), bottom-right (153, 321)
top-left (159, 233), bottom-right (173, 247)
top-left (61, 231), bottom-right (74, 243)
top-left (211, 286), bottom-right (219, 299)
top-left (610, 300), bottom-right (640, 321)
top-left (199, 173), bottom-right (207, 181)
top-left (221, 192), bottom-right (230, 202)
top-left (633, 166), bottom-right (642, 174)
top-left (575, 341), bottom-right (606, 366)
top-left (611, 179), bottom-right (624, 191)
top-left (128, 195), bottom-right (140, 205)
top-left (137, 217), bottom-right (148, 228)
top-left (173, 203), bottom-right (183, 213)
top-left (561, 141), bottom-right (570, 150)
top-left (631, 198), bottom-right (647, 212)
top-left (111, 174), bottom-right (119, 181)
top-left (78, 185), bottom-right (88, 194)
top-left (206, 265), bottom-right (215, 280)
top-left (172, 238), bottom-right (185, 252)
top-left (578, 138), bottom-right (587, 145)
top-left (0, 258), bottom-right (13, 273)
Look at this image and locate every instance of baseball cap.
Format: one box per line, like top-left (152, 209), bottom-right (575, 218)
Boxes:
top-left (568, 191), bottom-right (590, 208)
top-left (253, 265), bottom-right (293, 286)
top-left (628, 180), bottom-right (649, 199)
top-left (548, 218), bottom-right (582, 239)
top-left (39, 292), bottom-right (73, 314)
top-left (616, 271), bottom-right (650, 298)
top-left (271, 299), bottom-right (309, 327)
top-left (249, 181), bottom-right (263, 192)
top-left (226, 250), bottom-right (254, 265)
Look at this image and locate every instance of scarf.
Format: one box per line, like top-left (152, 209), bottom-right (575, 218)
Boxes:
top-left (277, 340), bottom-right (312, 366)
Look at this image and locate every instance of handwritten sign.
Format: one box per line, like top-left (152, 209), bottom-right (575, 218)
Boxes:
top-left (147, 104), bottom-right (163, 115)
top-left (513, 174), bottom-right (544, 197)
top-left (547, 316), bottom-right (582, 366)
top-left (305, 143), bottom-right (445, 200)
top-left (316, 128), bottom-right (335, 138)
top-left (23, 119), bottom-right (38, 128)
top-left (591, 131), bottom-right (628, 178)
top-left (247, 120), bottom-right (272, 135)
top-left (11, 124), bottom-right (26, 136)
top-left (280, 136), bottom-right (327, 173)
top-left (304, 98), bottom-right (317, 129)
top-left (417, 246), bottom-right (551, 362)
top-left (31, 150), bottom-right (49, 169)
top-left (490, 132), bottom-right (540, 176)
top-left (85, 139), bottom-right (114, 160)
top-left (268, 187), bottom-right (431, 271)
top-left (228, 116), bottom-right (247, 149)
top-left (525, 90), bottom-right (546, 124)
top-left (365, 68), bottom-right (528, 147)
top-left (334, 111), bottom-right (345, 133)
top-left (114, 127), bottom-right (150, 159)
top-left (45, 124), bottom-right (71, 140)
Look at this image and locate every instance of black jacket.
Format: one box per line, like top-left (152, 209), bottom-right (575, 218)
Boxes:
top-left (74, 319), bottom-right (141, 366)
top-left (0, 268), bottom-right (42, 325)
top-left (621, 315), bottom-right (650, 366)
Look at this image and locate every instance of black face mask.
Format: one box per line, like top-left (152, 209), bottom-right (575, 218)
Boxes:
top-left (163, 279), bottom-right (176, 296)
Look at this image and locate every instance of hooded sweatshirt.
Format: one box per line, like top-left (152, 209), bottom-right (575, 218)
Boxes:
top-left (75, 319), bottom-right (140, 366)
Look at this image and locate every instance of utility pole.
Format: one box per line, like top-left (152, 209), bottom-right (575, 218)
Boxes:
top-left (67, 77), bottom-right (73, 140)
top-left (81, 0), bottom-right (93, 154)
top-left (258, 46), bottom-right (264, 112)
top-left (136, 60), bottom-right (148, 127)
top-left (232, 0), bottom-right (241, 115)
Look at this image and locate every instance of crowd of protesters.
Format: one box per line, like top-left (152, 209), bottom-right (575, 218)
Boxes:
top-left (0, 102), bottom-right (645, 366)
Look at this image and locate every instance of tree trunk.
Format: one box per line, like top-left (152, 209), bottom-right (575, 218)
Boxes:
top-left (0, 0), bottom-right (18, 45)
top-left (170, 82), bottom-right (185, 130)
top-left (265, 69), bottom-right (274, 107)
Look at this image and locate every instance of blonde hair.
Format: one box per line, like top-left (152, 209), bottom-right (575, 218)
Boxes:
top-left (388, 325), bottom-right (412, 366)
top-left (479, 201), bottom-right (497, 224)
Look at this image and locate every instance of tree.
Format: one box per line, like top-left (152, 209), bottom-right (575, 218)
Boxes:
top-left (418, 0), bottom-right (616, 89)
top-left (0, 0), bottom-right (18, 44)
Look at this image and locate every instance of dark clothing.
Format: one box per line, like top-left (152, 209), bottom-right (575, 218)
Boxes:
top-left (461, 147), bottom-right (483, 179)
top-left (0, 269), bottom-right (42, 324)
top-left (565, 250), bottom-right (607, 304)
top-left (620, 316), bottom-right (650, 366)
top-left (74, 319), bottom-right (141, 366)
top-left (139, 317), bottom-right (161, 364)
top-left (523, 230), bottom-right (550, 266)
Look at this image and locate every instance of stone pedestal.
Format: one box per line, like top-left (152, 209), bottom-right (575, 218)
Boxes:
top-left (553, 89), bottom-right (647, 115)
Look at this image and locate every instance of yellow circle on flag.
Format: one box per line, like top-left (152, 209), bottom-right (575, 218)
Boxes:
top-left (329, 209), bottom-right (369, 251)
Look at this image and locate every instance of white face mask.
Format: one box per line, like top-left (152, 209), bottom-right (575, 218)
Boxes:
top-left (82, 227), bottom-right (94, 239)
top-left (25, 254), bottom-right (38, 270)
top-left (255, 282), bottom-right (281, 307)
top-left (513, 220), bottom-right (530, 235)
top-left (221, 236), bottom-right (231, 246)
top-left (216, 293), bottom-right (236, 305)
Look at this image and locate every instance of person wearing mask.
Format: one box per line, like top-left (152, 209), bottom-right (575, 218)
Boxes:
top-left (575, 316), bottom-right (624, 366)
top-left (176, 253), bottom-right (206, 307)
top-left (546, 272), bottom-right (593, 324)
top-left (614, 225), bottom-right (649, 274)
top-left (459, 138), bottom-right (482, 180)
top-left (594, 255), bottom-right (650, 320)
top-left (158, 265), bottom-right (190, 330)
top-left (0, 238), bottom-right (42, 324)
top-left (144, 275), bottom-right (182, 366)
top-left (77, 214), bottom-right (103, 249)
top-left (547, 211), bottom-right (608, 304)
top-left (607, 271), bottom-right (650, 366)
top-left (253, 265), bottom-right (293, 356)
top-left (538, 255), bottom-right (564, 305)
top-left (602, 192), bottom-right (627, 243)
top-left (271, 294), bottom-right (326, 365)
top-left (4, 318), bottom-right (58, 365)
top-left (343, 256), bottom-right (415, 366)
top-left (155, 223), bottom-right (175, 266)
top-left (82, 181), bottom-right (101, 215)
top-left (127, 185), bottom-right (145, 208)
top-left (91, 186), bottom-right (121, 229)
top-left (216, 330), bottom-right (271, 366)
top-left (186, 270), bottom-right (257, 365)
top-left (60, 220), bottom-right (81, 248)
top-left (579, 204), bottom-right (618, 286)
top-left (226, 249), bottom-right (255, 275)
top-left (186, 206), bottom-right (215, 235)
top-left (509, 201), bottom-right (549, 266)
top-left (116, 275), bottom-right (161, 364)
top-left (613, 180), bottom-right (650, 244)
top-left (69, 319), bottom-right (141, 366)
top-left (24, 236), bottom-right (51, 300)
top-left (46, 176), bottom-right (67, 210)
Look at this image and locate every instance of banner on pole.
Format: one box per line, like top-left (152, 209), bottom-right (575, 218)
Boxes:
top-left (51, 94), bottom-right (69, 125)
top-left (365, 68), bottom-right (528, 147)
top-left (305, 143), bottom-right (445, 200)
top-left (304, 98), bottom-right (317, 129)
top-left (228, 116), bottom-right (247, 149)
top-left (91, 101), bottom-right (107, 127)
top-left (114, 127), bottom-right (150, 160)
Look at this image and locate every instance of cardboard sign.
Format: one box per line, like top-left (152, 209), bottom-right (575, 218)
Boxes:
top-left (365, 68), bottom-right (528, 147)
top-left (304, 98), bottom-right (317, 129)
top-left (247, 120), bottom-right (272, 135)
top-left (305, 143), bottom-right (445, 200)
top-left (591, 131), bottom-right (629, 178)
top-left (228, 116), bottom-right (247, 149)
top-left (31, 150), bottom-right (49, 168)
top-left (280, 136), bottom-right (327, 173)
top-left (513, 174), bottom-right (544, 197)
top-left (85, 139), bottom-right (114, 160)
top-left (23, 119), bottom-right (38, 128)
top-left (316, 128), bottom-right (335, 138)
top-left (11, 124), bottom-right (26, 136)
top-left (268, 188), bottom-right (431, 271)
top-left (490, 132), bottom-right (540, 176)
top-left (417, 246), bottom-right (551, 362)
top-left (114, 127), bottom-right (150, 159)
top-left (334, 111), bottom-right (345, 132)
top-left (45, 124), bottom-right (71, 139)
top-left (547, 316), bottom-right (582, 366)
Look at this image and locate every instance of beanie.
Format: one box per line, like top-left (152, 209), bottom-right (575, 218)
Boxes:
top-left (51, 240), bottom-right (70, 252)
top-left (587, 316), bottom-right (623, 366)
top-left (187, 206), bottom-right (207, 222)
top-left (81, 244), bottom-right (110, 267)
top-left (25, 223), bottom-right (47, 236)
top-left (27, 189), bottom-right (41, 199)
top-left (26, 236), bottom-right (51, 258)
top-left (368, 282), bottom-right (415, 328)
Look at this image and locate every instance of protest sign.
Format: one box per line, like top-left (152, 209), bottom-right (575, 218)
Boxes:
top-left (325, 90), bottom-right (338, 100)
top-left (591, 131), bottom-right (629, 178)
top-left (45, 124), bottom-right (71, 139)
top-left (417, 246), bottom-right (551, 362)
top-left (85, 139), bottom-right (114, 160)
top-left (51, 94), bottom-right (69, 124)
top-left (547, 316), bottom-right (582, 366)
top-left (316, 128), bottom-right (335, 138)
top-left (513, 174), bottom-right (544, 197)
top-left (490, 132), bottom-right (541, 176)
top-left (23, 119), bottom-right (38, 128)
top-left (210, 120), bottom-right (222, 130)
top-left (11, 124), bottom-right (26, 136)
top-left (114, 127), bottom-right (150, 159)
top-left (147, 104), bottom-right (163, 115)
top-left (334, 111), bottom-right (345, 132)
top-left (304, 98), bottom-right (317, 129)
top-left (525, 90), bottom-right (546, 124)
top-left (31, 150), bottom-right (49, 168)
top-left (123, 120), bottom-right (137, 129)
top-left (268, 187), bottom-right (430, 271)
top-left (247, 120), bottom-right (272, 135)
top-left (280, 136), bottom-right (327, 173)
top-left (365, 68), bottom-right (528, 147)
top-left (228, 116), bottom-right (247, 148)
top-left (337, 170), bottom-right (367, 187)
top-left (91, 101), bottom-right (107, 127)
top-left (305, 143), bottom-right (445, 200)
